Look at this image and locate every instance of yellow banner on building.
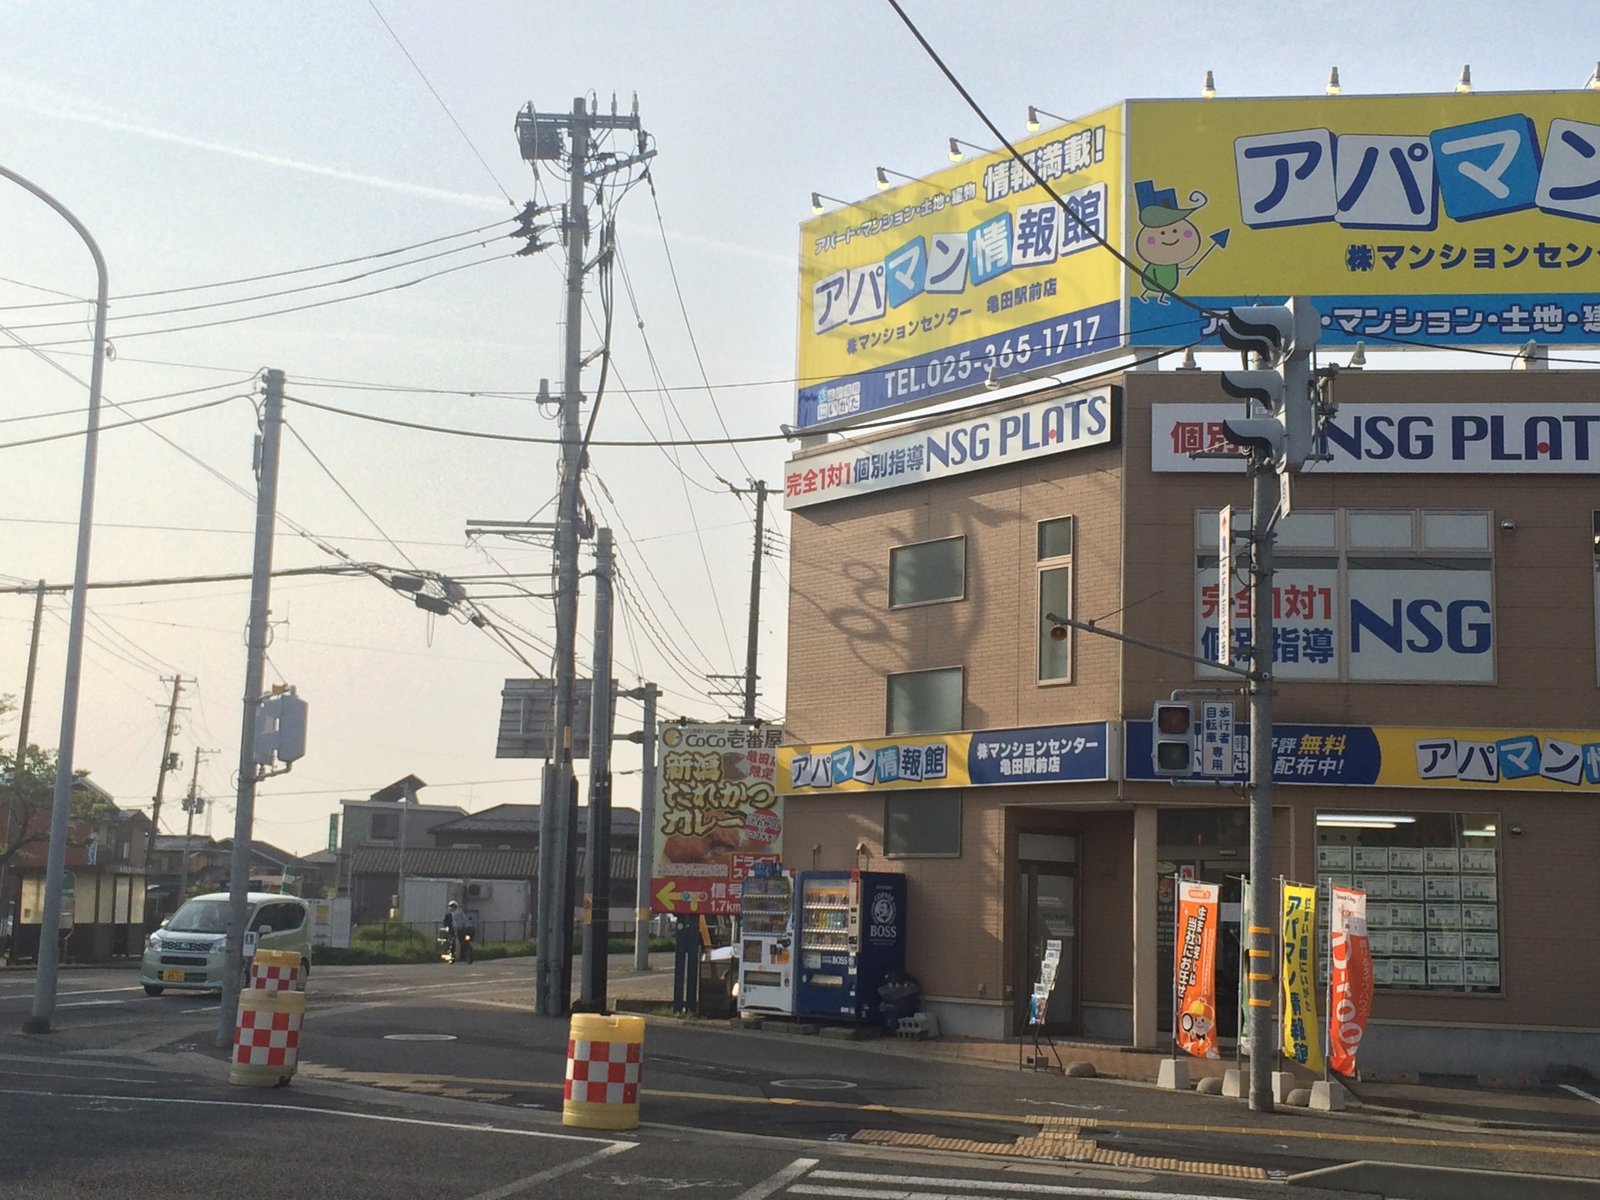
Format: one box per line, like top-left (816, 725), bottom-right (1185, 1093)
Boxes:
top-left (779, 732), bottom-right (972, 794)
top-left (795, 104), bottom-right (1125, 429)
top-left (1280, 883), bottom-right (1324, 1073)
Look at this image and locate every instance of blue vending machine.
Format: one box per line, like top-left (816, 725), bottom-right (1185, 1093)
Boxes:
top-left (794, 870), bottom-right (907, 1022)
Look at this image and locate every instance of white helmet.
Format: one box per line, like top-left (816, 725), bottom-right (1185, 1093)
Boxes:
top-left (447, 900), bottom-right (458, 909)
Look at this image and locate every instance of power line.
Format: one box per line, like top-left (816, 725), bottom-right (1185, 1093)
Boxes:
top-left (0, 392), bottom-right (248, 452)
top-left (366, 1), bottom-right (517, 208)
top-left (2, 238), bottom-right (508, 332)
top-left (0, 253), bottom-right (513, 350)
top-left (0, 216), bottom-right (515, 311)
top-left (0, 376), bottom-right (259, 425)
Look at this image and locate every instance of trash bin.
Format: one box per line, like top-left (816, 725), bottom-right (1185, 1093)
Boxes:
top-left (877, 972), bottom-right (920, 1034)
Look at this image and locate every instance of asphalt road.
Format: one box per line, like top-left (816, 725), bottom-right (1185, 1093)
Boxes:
top-left (2, 959), bottom-right (1597, 1200)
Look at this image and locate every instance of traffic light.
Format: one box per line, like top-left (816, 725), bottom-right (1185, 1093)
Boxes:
top-left (1152, 701), bottom-right (1195, 777)
top-left (1216, 298), bottom-right (1321, 469)
top-left (253, 687), bottom-right (308, 768)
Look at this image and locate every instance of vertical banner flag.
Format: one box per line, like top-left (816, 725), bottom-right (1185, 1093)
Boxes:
top-left (1175, 880), bottom-right (1221, 1060)
top-left (1327, 886), bottom-right (1374, 1078)
top-left (1280, 883), bottom-right (1324, 1072)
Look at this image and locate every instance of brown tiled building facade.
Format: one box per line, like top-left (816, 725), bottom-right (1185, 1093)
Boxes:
top-left (780, 366), bottom-right (1600, 1077)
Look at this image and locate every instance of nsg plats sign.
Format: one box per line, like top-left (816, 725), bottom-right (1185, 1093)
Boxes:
top-left (1198, 564), bottom-right (1493, 683)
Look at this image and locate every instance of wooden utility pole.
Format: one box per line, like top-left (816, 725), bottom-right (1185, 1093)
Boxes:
top-left (145, 676), bottom-right (185, 864)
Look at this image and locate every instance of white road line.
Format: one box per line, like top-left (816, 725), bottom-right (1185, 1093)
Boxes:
top-left (730, 1157), bottom-right (821, 1200)
top-left (58, 1000), bottom-right (123, 1008)
top-left (0, 1054), bottom-right (165, 1073)
top-left (462, 1142), bottom-right (635, 1200)
top-left (0, 1087), bottom-right (630, 1143)
top-left (798, 1172), bottom-right (1238, 1200)
top-left (1561, 1082), bottom-right (1600, 1106)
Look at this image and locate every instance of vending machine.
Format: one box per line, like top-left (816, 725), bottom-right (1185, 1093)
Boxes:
top-left (794, 871), bottom-right (907, 1023)
top-left (736, 865), bottom-right (796, 1015)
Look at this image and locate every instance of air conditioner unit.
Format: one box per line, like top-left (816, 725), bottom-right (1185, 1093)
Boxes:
top-left (466, 883), bottom-right (491, 900)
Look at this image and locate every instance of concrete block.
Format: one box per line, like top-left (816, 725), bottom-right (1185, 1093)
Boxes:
top-left (1271, 1070), bottom-right (1298, 1105)
top-left (1196, 1075), bottom-right (1225, 1095)
top-left (1064, 1061), bottom-right (1097, 1078)
top-left (1222, 1069), bottom-right (1245, 1098)
top-left (1287, 1087), bottom-right (1312, 1107)
top-left (1310, 1079), bottom-right (1346, 1111)
top-left (1157, 1058), bottom-right (1190, 1090)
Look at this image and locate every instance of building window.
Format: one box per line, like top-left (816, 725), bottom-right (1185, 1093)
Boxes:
top-left (1196, 508), bottom-right (1493, 683)
top-left (885, 790), bottom-right (961, 857)
top-left (1037, 516), bottom-right (1074, 683)
top-left (370, 812), bottom-right (398, 840)
top-left (889, 536), bottom-right (965, 608)
top-left (1315, 810), bottom-right (1500, 994)
top-left (887, 667), bottom-right (962, 734)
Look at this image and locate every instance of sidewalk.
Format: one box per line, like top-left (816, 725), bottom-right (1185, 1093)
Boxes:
top-left (606, 960), bottom-right (1600, 1139)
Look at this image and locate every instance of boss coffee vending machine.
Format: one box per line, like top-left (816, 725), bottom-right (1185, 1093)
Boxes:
top-left (794, 870), bottom-right (906, 1022)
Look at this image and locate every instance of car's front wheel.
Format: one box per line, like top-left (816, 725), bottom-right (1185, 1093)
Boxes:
top-left (143, 984), bottom-right (164, 997)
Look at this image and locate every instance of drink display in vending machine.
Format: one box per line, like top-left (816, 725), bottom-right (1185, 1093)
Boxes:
top-left (794, 871), bottom-right (907, 1023)
top-left (736, 862), bottom-right (795, 1015)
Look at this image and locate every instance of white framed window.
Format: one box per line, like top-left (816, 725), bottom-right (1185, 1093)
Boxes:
top-left (887, 666), bottom-right (962, 734)
top-left (889, 536), bottom-right (965, 608)
top-left (1315, 810), bottom-right (1500, 995)
top-left (1037, 516), bottom-right (1074, 684)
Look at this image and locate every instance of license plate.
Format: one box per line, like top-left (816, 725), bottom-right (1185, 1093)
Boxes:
top-left (161, 969), bottom-right (186, 983)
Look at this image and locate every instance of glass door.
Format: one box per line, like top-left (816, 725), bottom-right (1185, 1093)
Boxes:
top-left (1017, 851), bottom-right (1077, 1035)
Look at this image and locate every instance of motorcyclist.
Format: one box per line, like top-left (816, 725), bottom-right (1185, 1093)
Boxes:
top-left (441, 900), bottom-right (461, 962)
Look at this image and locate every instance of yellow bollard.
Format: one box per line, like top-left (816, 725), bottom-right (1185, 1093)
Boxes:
top-left (562, 1012), bottom-right (645, 1130)
top-left (229, 984), bottom-right (305, 1088)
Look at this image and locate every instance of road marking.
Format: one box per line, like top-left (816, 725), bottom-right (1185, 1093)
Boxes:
top-left (462, 1143), bottom-right (634, 1200)
top-left (1561, 1083), bottom-right (1600, 1106)
top-left (0, 1053), bottom-right (165, 1073)
top-left (730, 1157), bottom-right (819, 1200)
top-left (800, 1171), bottom-right (1248, 1199)
top-left (58, 1000), bottom-right (123, 1008)
top-left (384, 1033), bottom-right (458, 1042)
top-left (771, 1078), bottom-right (857, 1090)
top-left (298, 1065), bottom-right (1600, 1162)
top-left (0, 1087), bottom-right (629, 1144)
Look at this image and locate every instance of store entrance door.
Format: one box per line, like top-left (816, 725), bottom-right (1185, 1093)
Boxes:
top-left (1017, 833), bottom-right (1077, 1036)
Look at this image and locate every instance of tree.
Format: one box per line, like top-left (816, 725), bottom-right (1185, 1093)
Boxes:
top-left (0, 746), bottom-right (108, 875)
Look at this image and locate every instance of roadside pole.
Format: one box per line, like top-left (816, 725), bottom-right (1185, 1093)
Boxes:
top-left (579, 528), bottom-right (615, 1010)
top-left (627, 683), bottom-right (660, 971)
top-left (1245, 447), bottom-right (1277, 1113)
top-left (217, 368), bottom-right (284, 1049)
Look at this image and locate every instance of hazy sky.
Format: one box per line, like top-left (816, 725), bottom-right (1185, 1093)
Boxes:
top-left (4, 2), bottom-right (1597, 855)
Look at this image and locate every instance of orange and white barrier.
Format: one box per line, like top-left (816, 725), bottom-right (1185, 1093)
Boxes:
top-left (249, 948), bottom-right (303, 992)
top-left (229, 957), bottom-right (306, 1088)
top-left (562, 1013), bottom-right (645, 1130)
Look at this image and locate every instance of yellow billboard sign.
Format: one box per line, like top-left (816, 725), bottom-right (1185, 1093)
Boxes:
top-left (1125, 91), bottom-right (1600, 350)
top-left (795, 104), bottom-right (1125, 430)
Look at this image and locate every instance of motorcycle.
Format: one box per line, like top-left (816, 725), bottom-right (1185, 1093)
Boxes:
top-left (437, 924), bottom-right (475, 964)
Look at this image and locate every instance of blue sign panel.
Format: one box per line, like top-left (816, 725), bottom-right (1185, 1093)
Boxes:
top-left (968, 722), bottom-right (1110, 786)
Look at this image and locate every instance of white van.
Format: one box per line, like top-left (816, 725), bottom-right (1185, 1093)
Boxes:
top-left (141, 892), bottom-right (312, 996)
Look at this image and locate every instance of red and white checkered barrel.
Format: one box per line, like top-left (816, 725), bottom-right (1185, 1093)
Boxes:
top-left (562, 1013), bottom-right (646, 1130)
top-left (249, 948), bottom-right (302, 992)
top-left (228, 988), bottom-right (305, 1088)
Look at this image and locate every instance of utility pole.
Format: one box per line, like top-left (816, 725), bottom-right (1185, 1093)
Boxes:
top-left (0, 582), bottom-right (45, 963)
top-left (738, 481), bottom-right (768, 723)
top-left (146, 676), bottom-right (185, 865)
top-left (579, 528), bottom-right (615, 1010)
top-left (626, 683), bottom-right (660, 971)
top-left (217, 368), bottom-right (285, 1049)
top-left (517, 95), bottom-right (652, 1018)
top-left (176, 748), bottom-right (216, 905)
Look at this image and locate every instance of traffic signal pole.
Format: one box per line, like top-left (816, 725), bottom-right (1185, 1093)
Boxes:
top-left (1244, 446), bottom-right (1277, 1114)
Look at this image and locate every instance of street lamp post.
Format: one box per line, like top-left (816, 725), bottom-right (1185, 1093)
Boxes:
top-left (0, 165), bottom-right (110, 1034)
